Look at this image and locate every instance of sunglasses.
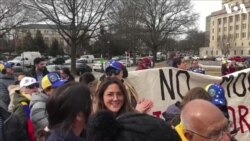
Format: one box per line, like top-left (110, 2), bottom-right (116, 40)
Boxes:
top-left (26, 83), bottom-right (39, 89)
top-left (106, 69), bottom-right (120, 76)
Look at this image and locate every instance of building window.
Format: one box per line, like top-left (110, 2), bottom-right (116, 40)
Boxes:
top-left (236, 25), bottom-right (239, 30)
top-left (229, 26), bottom-right (233, 31)
top-left (211, 51), bottom-right (213, 55)
top-left (206, 50), bottom-right (208, 55)
top-left (242, 24), bottom-right (246, 29)
top-left (235, 42), bottom-right (237, 46)
top-left (223, 18), bottom-right (227, 23)
top-left (229, 16), bottom-right (233, 22)
top-left (242, 14), bottom-right (247, 20)
top-left (218, 19), bottom-right (221, 25)
top-left (218, 35), bottom-right (221, 41)
top-left (216, 50), bottom-right (218, 55)
top-left (241, 50), bottom-right (244, 55)
top-left (235, 15), bottom-right (239, 21)
top-left (242, 42), bottom-right (244, 46)
top-left (218, 28), bottom-right (221, 32)
top-left (212, 21), bottom-right (214, 26)
top-left (242, 32), bottom-right (246, 38)
top-left (212, 36), bottom-right (214, 40)
top-left (223, 27), bottom-right (227, 31)
top-left (235, 33), bottom-right (239, 38)
top-left (234, 50), bottom-right (236, 55)
top-left (212, 28), bottom-right (214, 33)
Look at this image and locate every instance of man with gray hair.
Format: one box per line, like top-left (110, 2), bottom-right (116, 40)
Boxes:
top-left (180, 99), bottom-right (231, 141)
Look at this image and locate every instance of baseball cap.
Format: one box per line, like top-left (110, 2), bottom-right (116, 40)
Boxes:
top-left (0, 62), bottom-right (14, 72)
top-left (20, 77), bottom-right (38, 88)
top-left (105, 60), bottom-right (123, 72)
top-left (205, 83), bottom-right (226, 106)
top-left (41, 73), bottom-right (66, 90)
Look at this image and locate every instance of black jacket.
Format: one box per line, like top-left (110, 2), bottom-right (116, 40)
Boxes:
top-left (0, 101), bottom-right (28, 141)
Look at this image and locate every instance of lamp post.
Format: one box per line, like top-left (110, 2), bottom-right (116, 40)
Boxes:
top-left (226, 42), bottom-right (230, 57)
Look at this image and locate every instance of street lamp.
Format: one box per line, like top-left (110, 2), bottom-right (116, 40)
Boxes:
top-left (226, 42), bottom-right (230, 57)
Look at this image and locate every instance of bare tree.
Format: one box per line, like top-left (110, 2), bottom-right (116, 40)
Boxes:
top-left (135, 0), bottom-right (198, 64)
top-left (108, 0), bottom-right (143, 63)
top-left (217, 35), bottom-right (234, 57)
top-left (0, 0), bottom-right (30, 37)
top-left (27, 0), bottom-right (114, 74)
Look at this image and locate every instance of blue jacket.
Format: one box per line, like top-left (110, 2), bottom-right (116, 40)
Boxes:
top-left (0, 73), bottom-right (15, 109)
top-left (47, 129), bottom-right (85, 141)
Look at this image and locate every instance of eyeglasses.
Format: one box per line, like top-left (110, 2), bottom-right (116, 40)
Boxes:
top-left (106, 69), bottom-right (120, 76)
top-left (26, 83), bottom-right (39, 89)
top-left (186, 121), bottom-right (232, 141)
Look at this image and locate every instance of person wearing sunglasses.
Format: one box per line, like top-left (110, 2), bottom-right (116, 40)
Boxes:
top-left (13, 76), bottom-right (39, 141)
top-left (181, 99), bottom-right (231, 141)
top-left (30, 73), bottom-right (66, 134)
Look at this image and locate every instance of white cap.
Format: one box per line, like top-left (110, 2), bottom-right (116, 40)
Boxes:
top-left (20, 77), bottom-right (38, 88)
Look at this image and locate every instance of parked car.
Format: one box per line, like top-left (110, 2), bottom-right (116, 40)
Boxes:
top-left (92, 61), bottom-right (104, 72)
top-left (118, 59), bottom-right (132, 67)
top-left (228, 56), bottom-right (246, 62)
top-left (63, 60), bottom-right (92, 75)
top-left (79, 55), bottom-right (95, 63)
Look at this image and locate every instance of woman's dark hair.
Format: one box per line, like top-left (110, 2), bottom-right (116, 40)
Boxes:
top-left (61, 67), bottom-right (74, 81)
top-left (34, 57), bottom-right (46, 65)
top-left (172, 57), bottom-right (183, 68)
top-left (79, 72), bottom-right (95, 84)
top-left (46, 82), bottom-right (92, 130)
top-left (95, 77), bottom-right (133, 116)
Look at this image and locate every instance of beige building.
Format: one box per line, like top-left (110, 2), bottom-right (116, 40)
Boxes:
top-left (200, 0), bottom-right (250, 57)
top-left (15, 24), bottom-right (69, 53)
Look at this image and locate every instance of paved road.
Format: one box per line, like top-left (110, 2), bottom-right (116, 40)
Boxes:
top-left (77, 60), bottom-right (221, 81)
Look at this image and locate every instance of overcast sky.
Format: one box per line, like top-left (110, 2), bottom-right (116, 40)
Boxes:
top-left (192, 0), bottom-right (222, 31)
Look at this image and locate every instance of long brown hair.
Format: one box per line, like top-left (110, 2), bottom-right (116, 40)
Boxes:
top-left (95, 77), bottom-right (133, 116)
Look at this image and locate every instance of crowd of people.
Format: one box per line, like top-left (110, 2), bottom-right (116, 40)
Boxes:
top-left (0, 56), bottom-right (238, 141)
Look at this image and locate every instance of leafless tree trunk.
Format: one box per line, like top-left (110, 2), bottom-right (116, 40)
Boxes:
top-left (136, 0), bottom-right (198, 64)
top-left (0, 0), bottom-right (30, 37)
top-left (27, 0), bottom-right (114, 74)
top-left (217, 35), bottom-right (234, 57)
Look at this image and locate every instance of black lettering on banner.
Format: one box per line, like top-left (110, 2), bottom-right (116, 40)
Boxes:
top-left (220, 75), bottom-right (234, 97)
top-left (159, 69), bottom-right (175, 100)
top-left (176, 70), bottom-right (190, 99)
top-left (233, 73), bottom-right (247, 97)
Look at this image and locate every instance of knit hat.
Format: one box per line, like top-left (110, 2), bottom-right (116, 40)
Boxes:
top-left (141, 57), bottom-right (151, 65)
top-left (20, 77), bottom-right (38, 88)
top-left (41, 73), bottom-right (65, 90)
top-left (87, 110), bottom-right (181, 141)
top-left (205, 83), bottom-right (226, 106)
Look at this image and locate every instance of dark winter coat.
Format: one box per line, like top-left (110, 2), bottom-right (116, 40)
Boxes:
top-left (47, 129), bottom-right (85, 141)
top-left (0, 100), bottom-right (28, 141)
top-left (0, 73), bottom-right (15, 109)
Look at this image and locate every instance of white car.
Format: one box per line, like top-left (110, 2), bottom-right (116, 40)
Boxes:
top-left (192, 56), bottom-right (200, 60)
top-left (118, 59), bottom-right (132, 67)
top-left (92, 61), bottom-right (104, 72)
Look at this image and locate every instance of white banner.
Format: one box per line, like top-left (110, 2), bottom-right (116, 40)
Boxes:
top-left (128, 67), bottom-right (250, 140)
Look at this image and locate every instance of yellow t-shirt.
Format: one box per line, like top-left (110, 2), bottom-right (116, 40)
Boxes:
top-left (175, 122), bottom-right (188, 141)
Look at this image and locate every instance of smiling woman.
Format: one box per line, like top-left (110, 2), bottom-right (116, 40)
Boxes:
top-left (95, 77), bottom-right (134, 117)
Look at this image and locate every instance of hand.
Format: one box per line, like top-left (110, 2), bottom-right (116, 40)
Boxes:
top-left (135, 98), bottom-right (153, 113)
